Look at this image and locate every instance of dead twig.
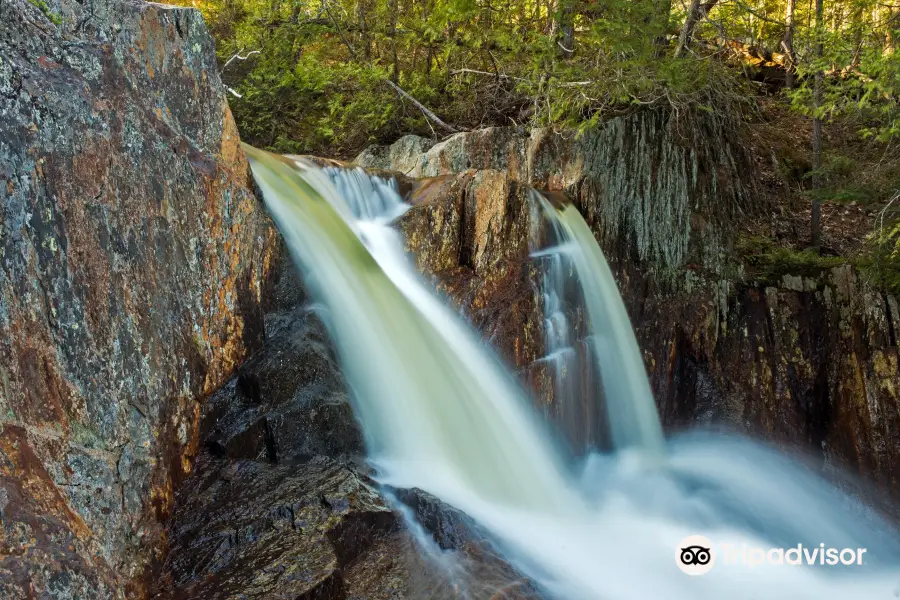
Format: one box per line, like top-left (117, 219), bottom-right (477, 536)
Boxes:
top-left (220, 48), bottom-right (261, 98)
top-left (451, 68), bottom-right (528, 82)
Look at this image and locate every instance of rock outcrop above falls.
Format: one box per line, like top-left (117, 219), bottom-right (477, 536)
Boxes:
top-left (0, 1), bottom-right (277, 596)
top-left (359, 116), bottom-right (900, 508)
top-left (358, 112), bottom-right (758, 275)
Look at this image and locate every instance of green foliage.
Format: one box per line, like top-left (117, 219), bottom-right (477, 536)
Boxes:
top-left (857, 251), bottom-right (900, 295)
top-left (736, 234), bottom-right (846, 279)
top-left (786, 2), bottom-right (900, 144)
top-left (174, 0), bottom-right (899, 164)
top-left (175, 0), bottom-right (755, 156)
top-left (28, 0), bottom-right (62, 25)
top-left (859, 193), bottom-right (900, 293)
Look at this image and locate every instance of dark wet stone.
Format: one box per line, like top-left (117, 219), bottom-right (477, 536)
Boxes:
top-left (156, 453), bottom-right (397, 600)
top-left (394, 488), bottom-right (484, 551)
top-left (200, 296), bottom-right (364, 466)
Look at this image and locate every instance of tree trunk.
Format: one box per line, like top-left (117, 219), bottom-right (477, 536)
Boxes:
top-left (811, 0), bottom-right (824, 250)
top-left (783, 0), bottom-right (795, 88)
top-left (552, 0), bottom-right (575, 57)
top-left (885, 8), bottom-right (897, 55)
top-left (675, 0), bottom-right (718, 58)
top-left (388, 0), bottom-right (399, 84)
top-left (358, 0), bottom-right (371, 60)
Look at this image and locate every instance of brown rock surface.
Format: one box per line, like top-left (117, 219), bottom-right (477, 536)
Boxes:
top-left (0, 0), bottom-right (277, 596)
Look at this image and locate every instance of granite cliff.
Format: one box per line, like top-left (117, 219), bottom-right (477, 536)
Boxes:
top-left (0, 0), bottom-right (276, 595)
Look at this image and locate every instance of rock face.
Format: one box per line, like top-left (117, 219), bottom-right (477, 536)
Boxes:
top-left (358, 112), bottom-right (757, 276)
top-left (358, 114), bottom-right (900, 508)
top-left (0, 1), bottom-right (277, 596)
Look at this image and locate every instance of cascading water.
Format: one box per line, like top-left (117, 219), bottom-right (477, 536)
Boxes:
top-left (530, 207), bottom-right (600, 453)
top-left (530, 193), bottom-right (664, 456)
top-left (245, 144), bottom-right (900, 600)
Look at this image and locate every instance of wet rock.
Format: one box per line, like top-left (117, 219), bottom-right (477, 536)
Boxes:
top-left (394, 487), bottom-right (485, 551)
top-left (157, 453), bottom-right (397, 600)
top-left (342, 531), bottom-right (414, 599)
top-left (400, 171), bottom-right (544, 373)
top-left (0, 0), bottom-right (277, 595)
top-left (200, 303), bottom-right (364, 466)
top-left (344, 527), bottom-right (543, 600)
top-left (650, 271), bottom-right (900, 512)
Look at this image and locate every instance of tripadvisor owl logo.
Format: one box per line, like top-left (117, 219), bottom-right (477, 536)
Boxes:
top-left (675, 535), bottom-right (869, 575)
top-left (676, 535), bottom-right (716, 575)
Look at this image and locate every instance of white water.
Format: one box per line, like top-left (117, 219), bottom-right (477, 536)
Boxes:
top-left (246, 145), bottom-right (900, 600)
top-left (530, 193), bottom-right (665, 456)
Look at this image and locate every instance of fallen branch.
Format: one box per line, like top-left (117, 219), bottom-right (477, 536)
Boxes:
top-left (452, 69), bottom-right (592, 89)
top-left (555, 80), bottom-right (594, 87)
top-left (383, 79), bottom-right (458, 133)
top-left (451, 68), bottom-right (527, 82)
top-left (876, 190), bottom-right (900, 240)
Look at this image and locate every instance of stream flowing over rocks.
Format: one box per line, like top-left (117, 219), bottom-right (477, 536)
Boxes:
top-left (1, 0), bottom-right (898, 597)
top-left (358, 124), bottom-right (900, 510)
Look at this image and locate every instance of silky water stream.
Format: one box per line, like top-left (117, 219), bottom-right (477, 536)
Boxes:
top-left (246, 145), bottom-right (900, 600)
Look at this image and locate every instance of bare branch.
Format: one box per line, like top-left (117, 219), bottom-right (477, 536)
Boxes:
top-left (222, 49), bottom-right (260, 71)
top-left (451, 68), bottom-right (528, 82)
top-left (383, 79), bottom-right (458, 133)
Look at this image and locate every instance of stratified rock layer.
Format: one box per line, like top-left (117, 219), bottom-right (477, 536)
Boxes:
top-left (0, 0), bottom-right (277, 596)
top-left (359, 116), bottom-right (900, 509)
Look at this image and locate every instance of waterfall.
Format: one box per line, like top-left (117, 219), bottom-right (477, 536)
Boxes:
top-left (245, 148), bottom-right (573, 513)
top-left (530, 193), bottom-right (664, 456)
top-left (246, 144), bottom-right (900, 600)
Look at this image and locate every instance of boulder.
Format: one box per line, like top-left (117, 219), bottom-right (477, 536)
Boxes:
top-left (0, 0), bottom-right (277, 596)
top-left (158, 453), bottom-right (398, 600)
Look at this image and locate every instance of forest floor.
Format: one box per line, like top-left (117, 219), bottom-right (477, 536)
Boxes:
top-left (737, 93), bottom-right (900, 286)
